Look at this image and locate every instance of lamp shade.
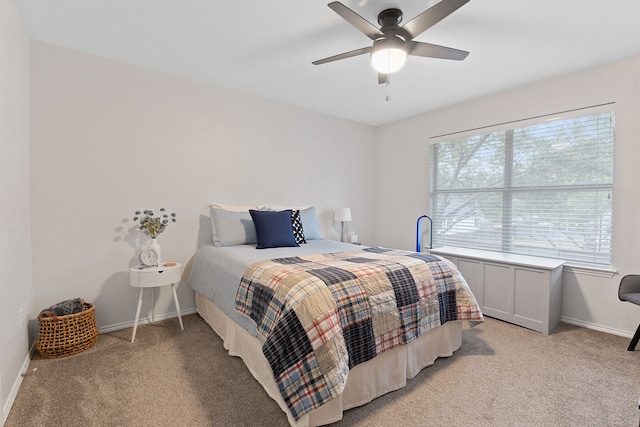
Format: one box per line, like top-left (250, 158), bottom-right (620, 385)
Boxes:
top-left (371, 36), bottom-right (407, 74)
top-left (334, 207), bottom-right (352, 222)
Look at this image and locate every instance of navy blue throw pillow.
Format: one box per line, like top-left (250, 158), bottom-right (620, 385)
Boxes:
top-left (250, 210), bottom-right (299, 249)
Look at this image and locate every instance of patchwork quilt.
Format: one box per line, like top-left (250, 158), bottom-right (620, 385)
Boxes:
top-left (234, 247), bottom-right (483, 420)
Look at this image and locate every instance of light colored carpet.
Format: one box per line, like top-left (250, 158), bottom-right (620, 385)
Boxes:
top-left (6, 314), bottom-right (640, 426)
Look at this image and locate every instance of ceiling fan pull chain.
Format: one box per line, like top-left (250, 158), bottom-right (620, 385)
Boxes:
top-left (385, 75), bottom-right (392, 102)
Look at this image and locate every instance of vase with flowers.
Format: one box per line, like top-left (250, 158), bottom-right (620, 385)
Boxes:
top-left (133, 208), bottom-right (177, 266)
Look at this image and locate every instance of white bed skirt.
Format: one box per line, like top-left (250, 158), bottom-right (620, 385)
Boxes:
top-left (195, 291), bottom-right (463, 427)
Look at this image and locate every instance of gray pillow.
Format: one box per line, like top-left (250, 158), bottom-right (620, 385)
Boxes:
top-left (210, 206), bottom-right (262, 246)
top-left (299, 207), bottom-right (321, 240)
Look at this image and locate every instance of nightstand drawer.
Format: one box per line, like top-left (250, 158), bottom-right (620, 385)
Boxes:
top-left (130, 265), bottom-right (181, 288)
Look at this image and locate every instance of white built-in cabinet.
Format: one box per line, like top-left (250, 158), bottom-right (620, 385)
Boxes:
top-left (430, 247), bottom-right (565, 335)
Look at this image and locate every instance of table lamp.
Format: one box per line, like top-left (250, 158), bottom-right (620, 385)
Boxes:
top-left (334, 207), bottom-right (352, 242)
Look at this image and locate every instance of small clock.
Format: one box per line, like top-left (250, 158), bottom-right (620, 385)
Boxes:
top-left (140, 248), bottom-right (159, 267)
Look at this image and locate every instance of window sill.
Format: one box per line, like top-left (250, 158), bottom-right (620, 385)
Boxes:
top-left (562, 263), bottom-right (617, 278)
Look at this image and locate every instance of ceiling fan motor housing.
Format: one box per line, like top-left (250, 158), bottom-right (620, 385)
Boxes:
top-left (377, 8), bottom-right (403, 27)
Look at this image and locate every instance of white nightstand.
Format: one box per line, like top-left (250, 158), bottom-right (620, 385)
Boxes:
top-left (129, 262), bottom-right (184, 343)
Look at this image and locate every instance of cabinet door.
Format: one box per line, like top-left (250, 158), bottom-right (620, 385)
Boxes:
top-left (457, 259), bottom-right (484, 307)
top-left (483, 263), bottom-right (512, 317)
top-left (513, 267), bottom-right (546, 328)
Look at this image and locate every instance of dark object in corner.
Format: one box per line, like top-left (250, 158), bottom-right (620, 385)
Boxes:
top-left (618, 275), bottom-right (640, 351)
top-left (40, 297), bottom-right (85, 317)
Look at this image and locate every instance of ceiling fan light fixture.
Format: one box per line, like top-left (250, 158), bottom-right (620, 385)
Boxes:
top-left (370, 37), bottom-right (407, 74)
top-left (313, 1), bottom-right (470, 84)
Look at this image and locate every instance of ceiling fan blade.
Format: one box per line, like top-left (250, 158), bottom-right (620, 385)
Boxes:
top-left (312, 46), bottom-right (372, 65)
top-left (401, 0), bottom-right (470, 39)
top-left (408, 41), bottom-right (469, 61)
top-left (378, 73), bottom-right (389, 85)
top-left (328, 2), bottom-right (383, 41)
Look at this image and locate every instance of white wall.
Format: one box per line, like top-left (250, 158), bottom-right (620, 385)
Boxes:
top-left (29, 42), bottom-right (375, 333)
top-left (0, 0), bottom-right (32, 423)
top-left (374, 55), bottom-right (640, 337)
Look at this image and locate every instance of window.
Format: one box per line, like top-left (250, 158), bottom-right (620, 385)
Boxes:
top-left (429, 105), bottom-right (615, 265)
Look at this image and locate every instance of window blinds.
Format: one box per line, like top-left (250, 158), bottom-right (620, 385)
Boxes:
top-left (429, 105), bottom-right (614, 265)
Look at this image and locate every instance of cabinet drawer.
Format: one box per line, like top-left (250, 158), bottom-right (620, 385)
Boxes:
top-left (130, 266), bottom-right (181, 287)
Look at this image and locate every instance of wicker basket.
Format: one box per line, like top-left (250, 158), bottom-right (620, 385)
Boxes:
top-left (36, 301), bottom-right (99, 359)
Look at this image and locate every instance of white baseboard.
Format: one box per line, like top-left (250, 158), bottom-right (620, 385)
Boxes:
top-left (561, 316), bottom-right (634, 338)
top-left (98, 308), bottom-right (197, 334)
top-left (2, 351), bottom-right (32, 426)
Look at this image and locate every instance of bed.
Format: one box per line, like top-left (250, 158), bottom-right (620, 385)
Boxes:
top-left (186, 206), bottom-right (483, 426)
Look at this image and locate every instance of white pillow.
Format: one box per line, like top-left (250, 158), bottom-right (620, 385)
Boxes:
top-left (210, 203), bottom-right (266, 212)
top-left (267, 204), bottom-right (310, 212)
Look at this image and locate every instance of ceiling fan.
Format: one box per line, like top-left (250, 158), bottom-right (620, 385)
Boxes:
top-left (312, 0), bottom-right (470, 84)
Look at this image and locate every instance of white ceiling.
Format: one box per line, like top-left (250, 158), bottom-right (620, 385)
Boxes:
top-left (15, 0), bottom-right (640, 126)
